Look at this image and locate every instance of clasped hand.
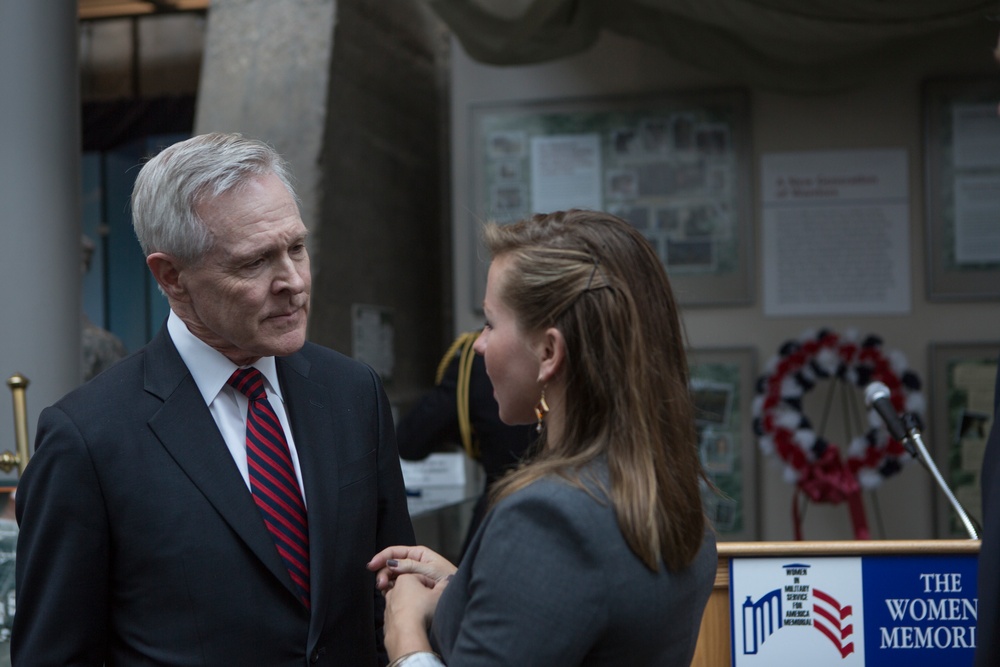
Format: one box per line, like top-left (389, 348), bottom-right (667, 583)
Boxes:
top-left (367, 546), bottom-right (459, 659)
top-left (367, 544), bottom-right (458, 592)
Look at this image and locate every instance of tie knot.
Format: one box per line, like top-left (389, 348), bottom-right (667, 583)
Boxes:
top-left (228, 367), bottom-right (267, 401)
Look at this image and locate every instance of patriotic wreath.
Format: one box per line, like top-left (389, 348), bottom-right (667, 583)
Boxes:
top-left (751, 329), bottom-right (924, 539)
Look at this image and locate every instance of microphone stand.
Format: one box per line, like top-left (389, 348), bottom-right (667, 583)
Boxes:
top-left (901, 413), bottom-right (981, 540)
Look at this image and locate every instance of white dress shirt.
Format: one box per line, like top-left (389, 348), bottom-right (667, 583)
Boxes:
top-left (166, 310), bottom-right (307, 503)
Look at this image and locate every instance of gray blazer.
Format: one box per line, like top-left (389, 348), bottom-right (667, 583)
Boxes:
top-left (13, 324), bottom-right (415, 666)
top-left (433, 461), bottom-right (717, 666)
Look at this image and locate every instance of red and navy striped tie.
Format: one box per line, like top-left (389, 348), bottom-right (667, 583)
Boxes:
top-left (229, 367), bottom-right (310, 609)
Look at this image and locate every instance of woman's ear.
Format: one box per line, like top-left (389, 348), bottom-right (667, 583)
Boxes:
top-left (146, 253), bottom-right (187, 302)
top-left (537, 327), bottom-right (566, 384)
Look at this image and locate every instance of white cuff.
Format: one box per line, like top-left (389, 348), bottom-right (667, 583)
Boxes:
top-left (389, 651), bottom-right (445, 667)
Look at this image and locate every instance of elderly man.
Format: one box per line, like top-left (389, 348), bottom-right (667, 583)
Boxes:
top-left (13, 133), bottom-right (414, 665)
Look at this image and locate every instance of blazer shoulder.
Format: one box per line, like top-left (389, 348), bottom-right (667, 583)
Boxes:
top-left (502, 460), bottom-right (610, 504)
top-left (290, 341), bottom-right (381, 380)
top-left (493, 472), bottom-right (611, 535)
top-left (55, 347), bottom-right (149, 412)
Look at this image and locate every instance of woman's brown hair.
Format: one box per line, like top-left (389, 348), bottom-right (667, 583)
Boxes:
top-left (485, 209), bottom-right (706, 572)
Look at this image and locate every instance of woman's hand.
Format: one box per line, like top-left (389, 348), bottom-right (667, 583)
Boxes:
top-left (368, 545), bottom-right (458, 592)
top-left (383, 573), bottom-right (451, 660)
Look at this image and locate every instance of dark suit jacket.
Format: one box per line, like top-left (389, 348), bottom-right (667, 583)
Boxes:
top-left (976, 356), bottom-right (1000, 666)
top-left (13, 325), bottom-right (415, 666)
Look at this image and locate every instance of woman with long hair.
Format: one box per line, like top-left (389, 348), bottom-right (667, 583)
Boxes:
top-left (369, 209), bottom-right (717, 666)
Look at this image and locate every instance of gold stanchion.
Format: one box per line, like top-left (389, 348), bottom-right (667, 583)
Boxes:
top-left (1, 374), bottom-right (30, 477)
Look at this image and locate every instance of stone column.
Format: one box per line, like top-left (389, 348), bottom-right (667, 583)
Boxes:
top-left (197, 0), bottom-right (449, 408)
top-left (196, 0), bottom-right (335, 252)
top-left (0, 0), bottom-right (82, 462)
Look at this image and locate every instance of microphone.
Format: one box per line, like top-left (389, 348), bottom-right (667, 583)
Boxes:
top-left (863, 381), bottom-right (980, 540)
top-left (864, 382), bottom-right (911, 452)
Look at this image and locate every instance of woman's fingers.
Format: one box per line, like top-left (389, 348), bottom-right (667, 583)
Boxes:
top-left (368, 545), bottom-right (457, 591)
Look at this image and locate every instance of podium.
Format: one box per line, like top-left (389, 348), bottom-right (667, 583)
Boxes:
top-left (691, 540), bottom-right (981, 667)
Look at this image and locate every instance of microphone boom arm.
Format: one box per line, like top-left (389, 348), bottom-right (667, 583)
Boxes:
top-left (901, 412), bottom-right (981, 540)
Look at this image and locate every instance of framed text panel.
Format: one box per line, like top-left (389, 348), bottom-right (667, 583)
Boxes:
top-left (923, 77), bottom-right (1000, 301)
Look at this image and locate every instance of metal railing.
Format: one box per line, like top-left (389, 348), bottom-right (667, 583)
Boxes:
top-left (0, 375), bottom-right (29, 478)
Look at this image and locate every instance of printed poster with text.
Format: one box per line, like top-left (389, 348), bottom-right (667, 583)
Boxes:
top-left (760, 149), bottom-right (911, 316)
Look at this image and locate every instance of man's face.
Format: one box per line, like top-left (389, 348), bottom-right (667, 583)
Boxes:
top-left (176, 172), bottom-right (311, 365)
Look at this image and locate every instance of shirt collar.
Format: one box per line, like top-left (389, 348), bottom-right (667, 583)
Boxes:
top-left (166, 310), bottom-right (283, 405)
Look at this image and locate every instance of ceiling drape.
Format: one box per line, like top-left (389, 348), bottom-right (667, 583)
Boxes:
top-left (426, 0), bottom-right (998, 92)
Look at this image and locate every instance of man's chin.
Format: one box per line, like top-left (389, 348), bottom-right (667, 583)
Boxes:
top-left (271, 333), bottom-right (308, 357)
top-left (247, 325), bottom-right (306, 357)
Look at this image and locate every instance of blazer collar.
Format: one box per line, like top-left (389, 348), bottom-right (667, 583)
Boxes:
top-left (143, 325), bottom-right (312, 611)
top-left (275, 349), bottom-right (340, 635)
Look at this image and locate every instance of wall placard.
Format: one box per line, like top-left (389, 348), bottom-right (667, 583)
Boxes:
top-left (923, 77), bottom-right (1000, 301)
top-left (468, 89), bottom-right (753, 308)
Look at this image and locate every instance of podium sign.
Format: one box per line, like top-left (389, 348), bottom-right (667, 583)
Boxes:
top-left (730, 551), bottom-right (978, 666)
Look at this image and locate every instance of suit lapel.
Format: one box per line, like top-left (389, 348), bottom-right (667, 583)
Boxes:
top-left (278, 352), bottom-right (339, 637)
top-left (142, 326), bottom-right (296, 594)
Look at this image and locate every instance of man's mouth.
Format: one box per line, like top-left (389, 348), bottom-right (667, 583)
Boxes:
top-left (267, 308), bottom-right (302, 322)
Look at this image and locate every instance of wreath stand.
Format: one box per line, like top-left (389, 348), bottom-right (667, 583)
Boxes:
top-left (752, 329), bottom-right (923, 540)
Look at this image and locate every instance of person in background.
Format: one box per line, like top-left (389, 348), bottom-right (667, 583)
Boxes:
top-left (14, 132), bottom-right (414, 666)
top-left (80, 234), bottom-right (128, 382)
top-left (369, 209), bottom-right (717, 666)
top-left (395, 331), bottom-right (536, 555)
top-left (972, 37), bottom-right (1000, 667)
top-left (975, 354), bottom-right (1000, 667)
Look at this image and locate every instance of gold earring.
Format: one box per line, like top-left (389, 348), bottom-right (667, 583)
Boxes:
top-left (535, 388), bottom-right (549, 433)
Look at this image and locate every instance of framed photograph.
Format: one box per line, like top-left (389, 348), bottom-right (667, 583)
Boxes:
top-left (468, 89), bottom-right (753, 310)
top-left (923, 77), bottom-right (1000, 301)
top-left (688, 346), bottom-right (758, 540)
top-left (928, 342), bottom-right (999, 537)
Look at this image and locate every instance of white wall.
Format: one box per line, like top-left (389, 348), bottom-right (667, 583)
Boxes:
top-left (449, 26), bottom-right (1000, 542)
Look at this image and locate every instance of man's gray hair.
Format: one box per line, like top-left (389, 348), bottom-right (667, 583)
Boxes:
top-left (131, 132), bottom-right (298, 262)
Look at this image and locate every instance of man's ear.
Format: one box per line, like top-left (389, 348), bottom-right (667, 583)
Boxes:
top-left (146, 253), bottom-right (187, 302)
top-left (537, 327), bottom-right (566, 385)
